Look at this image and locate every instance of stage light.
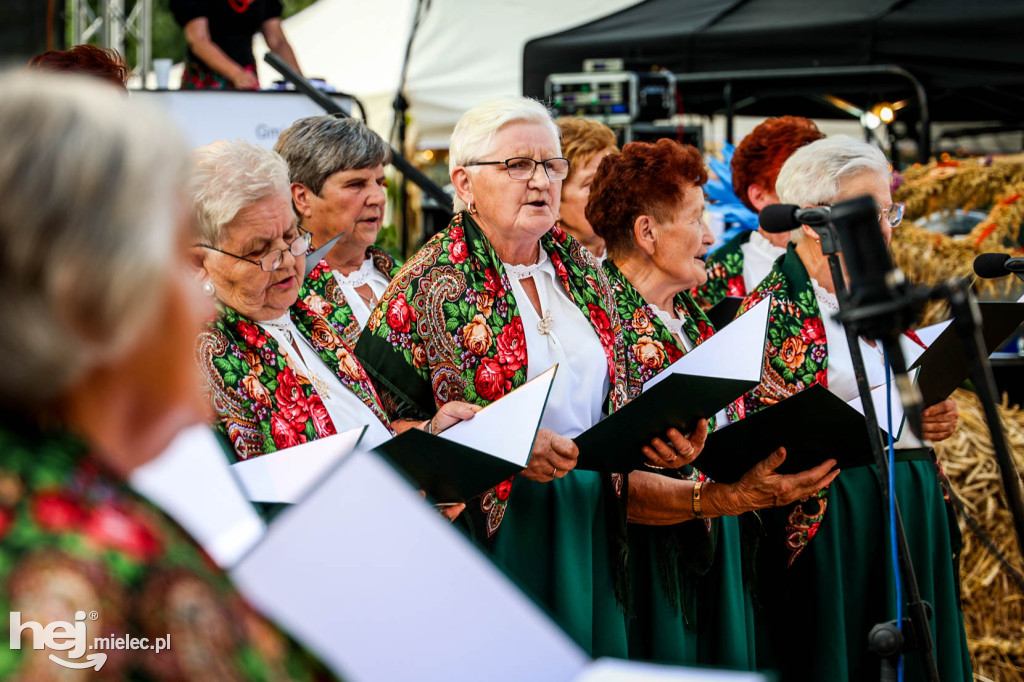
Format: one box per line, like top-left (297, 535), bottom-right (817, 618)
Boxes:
top-left (861, 111), bottom-right (882, 130)
top-left (879, 104), bottom-right (895, 123)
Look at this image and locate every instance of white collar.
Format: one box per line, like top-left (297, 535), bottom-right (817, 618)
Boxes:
top-left (503, 248), bottom-right (549, 280)
top-left (332, 254), bottom-right (376, 288)
top-left (810, 277), bottom-right (839, 311)
top-left (747, 230), bottom-right (787, 259)
top-left (649, 300), bottom-right (685, 338)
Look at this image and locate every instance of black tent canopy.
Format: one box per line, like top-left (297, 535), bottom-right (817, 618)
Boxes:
top-left (523, 0), bottom-right (1024, 153)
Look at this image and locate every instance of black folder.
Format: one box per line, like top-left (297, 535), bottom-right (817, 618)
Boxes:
top-left (573, 374), bottom-right (759, 472)
top-left (705, 296), bottom-right (744, 330)
top-left (374, 366), bottom-right (557, 503)
top-left (912, 302), bottom-right (1024, 405)
top-left (374, 429), bottom-right (524, 503)
top-left (695, 384), bottom-right (874, 484)
top-left (573, 297), bottom-right (774, 473)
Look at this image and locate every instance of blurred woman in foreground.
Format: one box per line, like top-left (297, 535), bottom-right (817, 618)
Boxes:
top-left (0, 71), bottom-right (334, 679)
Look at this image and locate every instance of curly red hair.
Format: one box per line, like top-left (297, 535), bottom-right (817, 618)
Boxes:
top-left (731, 116), bottom-right (823, 213)
top-left (28, 45), bottom-right (130, 91)
top-left (586, 138), bottom-right (707, 260)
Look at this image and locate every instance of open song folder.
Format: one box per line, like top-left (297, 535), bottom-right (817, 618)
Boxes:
top-left (907, 301), bottom-right (1024, 405)
top-left (230, 426), bottom-right (366, 504)
top-left (573, 297), bottom-right (771, 472)
top-left (374, 365), bottom-right (557, 502)
top-left (229, 446), bottom-right (768, 682)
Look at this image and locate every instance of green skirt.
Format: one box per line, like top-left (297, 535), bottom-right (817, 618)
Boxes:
top-left (754, 460), bottom-right (971, 681)
top-left (627, 515), bottom-right (757, 669)
top-left (488, 470), bottom-right (629, 658)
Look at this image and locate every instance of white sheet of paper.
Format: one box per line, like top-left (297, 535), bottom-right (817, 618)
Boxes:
top-left (230, 449), bottom-right (588, 682)
top-left (130, 425), bottom-right (265, 568)
top-left (644, 296), bottom-right (771, 391)
top-left (846, 381), bottom-right (906, 437)
top-left (436, 365), bottom-right (556, 467)
top-left (900, 320), bottom-right (951, 367)
top-left (575, 658), bottom-right (766, 682)
top-left (230, 426), bottom-right (365, 504)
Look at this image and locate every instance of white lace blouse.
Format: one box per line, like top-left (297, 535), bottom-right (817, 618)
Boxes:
top-left (330, 256), bottom-right (392, 331)
top-left (503, 249), bottom-right (608, 439)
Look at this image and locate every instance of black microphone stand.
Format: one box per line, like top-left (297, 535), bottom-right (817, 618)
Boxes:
top-left (812, 221), bottom-right (941, 682)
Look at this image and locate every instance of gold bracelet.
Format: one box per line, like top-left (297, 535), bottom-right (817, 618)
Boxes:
top-left (692, 479), bottom-right (705, 518)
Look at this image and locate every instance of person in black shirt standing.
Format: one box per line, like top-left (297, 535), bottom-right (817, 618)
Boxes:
top-left (171, 0), bottom-right (302, 90)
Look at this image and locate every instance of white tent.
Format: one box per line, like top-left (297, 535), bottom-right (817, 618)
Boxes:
top-left (254, 0), bottom-right (640, 148)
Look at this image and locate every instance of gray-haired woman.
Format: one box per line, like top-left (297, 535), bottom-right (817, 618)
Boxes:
top-left (732, 135), bottom-right (970, 681)
top-left (0, 70), bottom-right (335, 679)
top-left (275, 116), bottom-right (400, 348)
top-left (190, 140), bottom-right (475, 501)
top-left (355, 97), bottom-right (715, 657)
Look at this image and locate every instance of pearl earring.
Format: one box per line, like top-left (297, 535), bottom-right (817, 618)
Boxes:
top-left (202, 279), bottom-right (216, 297)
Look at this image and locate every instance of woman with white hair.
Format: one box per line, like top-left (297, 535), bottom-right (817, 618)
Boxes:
top-left (355, 97), bottom-right (710, 656)
top-left (191, 140), bottom-right (476, 475)
top-left (0, 71), bottom-right (334, 678)
top-left (731, 136), bottom-right (970, 680)
top-left (275, 116), bottom-right (400, 348)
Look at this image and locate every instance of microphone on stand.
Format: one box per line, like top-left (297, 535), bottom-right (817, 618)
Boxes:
top-left (974, 253), bottom-right (1024, 283)
top-left (829, 195), bottom-right (927, 437)
top-left (759, 203), bottom-right (832, 233)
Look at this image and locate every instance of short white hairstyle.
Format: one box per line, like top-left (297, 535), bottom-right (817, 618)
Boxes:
top-left (0, 70), bottom-right (188, 410)
top-left (776, 135), bottom-right (890, 243)
top-left (191, 140), bottom-right (290, 246)
top-left (448, 97), bottom-right (561, 212)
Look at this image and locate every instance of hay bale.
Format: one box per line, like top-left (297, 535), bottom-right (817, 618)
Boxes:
top-left (935, 390), bottom-right (1024, 680)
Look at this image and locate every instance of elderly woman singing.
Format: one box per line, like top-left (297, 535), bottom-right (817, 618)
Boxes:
top-left (275, 116), bottom-right (401, 348)
top-left (357, 97), bottom-right (762, 655)
top-left (0, 71), bottom-right (333, 679)
top-left (191, 141), bottom-right (474, 473)
top-left (733, 136), bottom-right (970, 681)
top-left (587, 138), bottom-right (840, 667)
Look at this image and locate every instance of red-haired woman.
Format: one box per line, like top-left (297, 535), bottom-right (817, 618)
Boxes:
top-left (586, 138), bottom-right (839, 667)
top-left (28, 44), bottom-right (130, 90)
top-left (693, 116), bottom-right (823, 311)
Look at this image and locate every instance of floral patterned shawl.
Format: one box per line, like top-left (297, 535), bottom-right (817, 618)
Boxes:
top-left (354, 211), bottom-right (630, 540)
top-left (690, 230), bottom-right (752, 312)
top-left (0, 419), bottom-right (333, 679)
top-left (299, 246), bottom-right (402, 349)
top-left (196, 303), bottom-right (390, 462)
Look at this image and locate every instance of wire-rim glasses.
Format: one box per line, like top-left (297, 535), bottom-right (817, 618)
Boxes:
top-left (465, 157), bottom-right (571, 181)
top-left (195, 227), bottom-right (312, 272)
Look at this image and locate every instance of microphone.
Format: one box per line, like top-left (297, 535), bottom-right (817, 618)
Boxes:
top-left (829, 195), bottom-right (925, 438)
top-left (974, 252), bottom-right (1024, 279)
top-left (759, 203), bottom-right (832, 234)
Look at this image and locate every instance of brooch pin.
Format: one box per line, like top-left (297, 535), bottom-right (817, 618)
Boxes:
top-left (537, 310), bottom-right (554, 335)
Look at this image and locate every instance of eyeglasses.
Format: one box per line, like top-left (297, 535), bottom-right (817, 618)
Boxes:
top-left (818, 201), bottom-right (905, 228)
top-left (882, 202), bottom-right (905, 227)
top-left (464, 157), bottom-right (571, 181)
top-left (195, 227), bottom-right (312, 272)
